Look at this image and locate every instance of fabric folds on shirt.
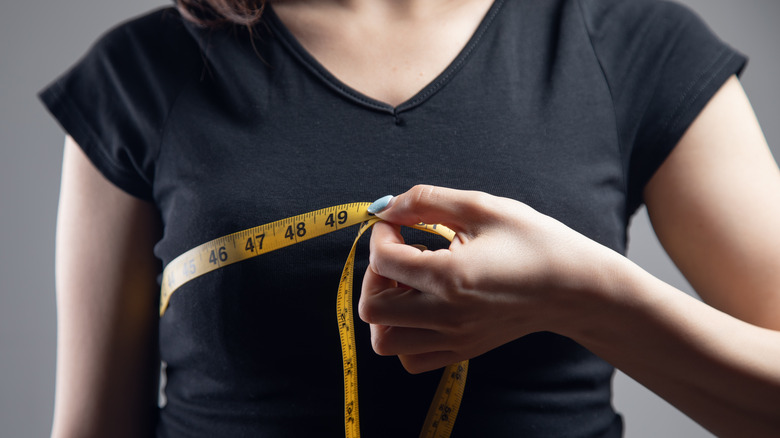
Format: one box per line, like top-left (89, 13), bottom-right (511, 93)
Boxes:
top-left (40, 1), bottom-right (746, 436)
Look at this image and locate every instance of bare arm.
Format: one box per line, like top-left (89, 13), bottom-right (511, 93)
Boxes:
top-left (51, 136), bottom-right (161, 438)
top-left (360, 76), bottom-right (780, 436)
top-left (645, 75), bottom-right (780, 329)
top-left (605, 74), bottom-right (780, 435)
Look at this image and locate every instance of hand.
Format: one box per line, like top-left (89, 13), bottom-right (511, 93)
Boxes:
top-left (359, 185), bottom-right (622, 373)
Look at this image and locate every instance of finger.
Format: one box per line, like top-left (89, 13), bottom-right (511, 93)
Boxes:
top-left (367, 221), bottom-right (453, 294)
top-left (369, 325), bottom-right (466, 375)
top-left (361, 223), bottom-right (446, 327)
top-left (397, 244), bottom-right (426, 288)
top-left (361, 235), bottom-right (401, 293)
top-left (368, 324), bottom-right (453, 357)
top-left (358, 283), bottom-right (445, 330)
top-left (398, 351), bottom-right (465, 375)
top-left (368, 185), bottom-right (500, 236)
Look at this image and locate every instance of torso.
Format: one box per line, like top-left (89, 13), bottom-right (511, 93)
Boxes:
top-left (154, 2), bottom-right (627, 435)
top-left (46, 0), bottom-right (745, 435)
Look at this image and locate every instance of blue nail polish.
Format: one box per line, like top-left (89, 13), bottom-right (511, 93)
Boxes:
top-left (367, 195), bottom-right (393, 215)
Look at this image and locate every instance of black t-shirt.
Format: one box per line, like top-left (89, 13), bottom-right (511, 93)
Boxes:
top-left (40, 0), bottom-right (746, 436)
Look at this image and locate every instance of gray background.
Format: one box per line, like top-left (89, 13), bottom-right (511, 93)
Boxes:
top-left (0, 0), bottom-right (777, 436)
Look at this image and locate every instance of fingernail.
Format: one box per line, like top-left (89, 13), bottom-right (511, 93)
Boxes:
top-left (367, 195), bottom-right (393, 215)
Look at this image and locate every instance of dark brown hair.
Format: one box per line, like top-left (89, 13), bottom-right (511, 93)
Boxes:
top-left (176, 0), bottom-right (267, 27)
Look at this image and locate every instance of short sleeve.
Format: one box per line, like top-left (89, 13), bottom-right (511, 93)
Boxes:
top-left (39, 8), bottom-right (201, 201)
top-left (580, 0), bottom-right (747, 216)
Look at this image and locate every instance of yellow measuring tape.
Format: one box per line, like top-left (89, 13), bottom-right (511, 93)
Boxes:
top-left (159, 202), bottom-right (468, 438)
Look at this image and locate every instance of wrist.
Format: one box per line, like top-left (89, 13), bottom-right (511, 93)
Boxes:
top-left (548, 246), bottom-right (644, 341)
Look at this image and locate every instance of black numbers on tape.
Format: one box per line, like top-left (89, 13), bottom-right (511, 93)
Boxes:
top-left (245, 234), bottom-right (265, 252)
top-left (285, 222), bottom-right (307, 240)
top-left (416, 221), bottom-right (438, 230)
top-left (159, 204), bottom-right (465, 438)
top-left (325, 210), bottom-right (348, 227)
top-left (209, 246), bottom-right (228, 265)
top-left (182, 259), bottom-right (195, 276)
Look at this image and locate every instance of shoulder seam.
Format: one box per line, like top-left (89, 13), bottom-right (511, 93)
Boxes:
top-left (575, 0), bottom-right (629, 210)
top-left (151, 13), bottom-right (208, 201)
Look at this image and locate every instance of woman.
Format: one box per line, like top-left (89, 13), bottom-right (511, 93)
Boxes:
top-left (43, 0), bottom-right (780, 436)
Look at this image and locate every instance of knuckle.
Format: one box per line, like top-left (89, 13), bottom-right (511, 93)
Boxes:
top-left (372, 338), bottom-right (390, 356)
top-left (448, 257), bottom-right (479, 293)
top-left (371, 329), bottom-right (393, 356)
top-left (367, 254), bottom-right (385, 277)
top-left (463, 191), bottom-right (499, 222)
top-left (442, 311), bottom-right (472, 336)
top-left (434, 297), bottom-right (466, 333)
top-left (400, 356), bottom-right (426, 375)
top-left (367, 248), bottom-right (394, 280)
top-left (357, 296), bottom-right (375, 323)
top-left (408, 184), bottom-right (439, 211)
top-left (436, 278), bottom-right (481, 335)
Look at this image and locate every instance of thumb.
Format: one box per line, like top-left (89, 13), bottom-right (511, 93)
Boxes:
top-left (367, 185), bottom-right (495, 235)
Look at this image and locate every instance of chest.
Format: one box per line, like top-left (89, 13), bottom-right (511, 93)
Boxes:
top-left (269, 1), bottom-right (495, 108)
top-left (153, 0), bottom-right (629, 269)
top-left (153, 4), bottom-right (630, 433)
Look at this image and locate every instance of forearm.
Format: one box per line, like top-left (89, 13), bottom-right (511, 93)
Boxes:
top-left (564, 257), bottom-right (780, 437)
top-left (363, 184), bottom-right (780, 435)
top-left (51, 295), bottom-right (159, 438)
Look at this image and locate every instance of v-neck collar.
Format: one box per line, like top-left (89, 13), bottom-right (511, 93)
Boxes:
top-left (265, 0), bottom-right (505, 115)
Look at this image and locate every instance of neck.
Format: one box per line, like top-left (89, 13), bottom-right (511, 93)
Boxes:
top-left (272, 0), bottom-right (474, 21)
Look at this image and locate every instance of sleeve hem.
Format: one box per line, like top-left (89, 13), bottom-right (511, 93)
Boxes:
top-left (39, 82), bottom-right (154, 202)
top-left (626, 48), bottom-right (747, 217)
